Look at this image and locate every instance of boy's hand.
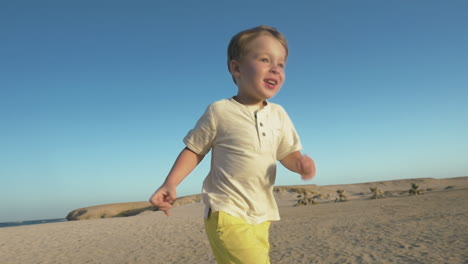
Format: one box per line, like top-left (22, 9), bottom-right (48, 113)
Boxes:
top-left (149, 185), bottom-right (177, 216)
top-left (296, 154), bottom-right (316, 180)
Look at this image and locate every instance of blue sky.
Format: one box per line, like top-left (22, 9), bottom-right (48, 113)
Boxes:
top-left (1, 0), bottom-right (467, 222)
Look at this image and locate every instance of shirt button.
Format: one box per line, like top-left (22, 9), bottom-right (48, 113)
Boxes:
top-left (262, 132), bottom-right (266, 136)
top-left (259, 122), bottom-right (263, 127)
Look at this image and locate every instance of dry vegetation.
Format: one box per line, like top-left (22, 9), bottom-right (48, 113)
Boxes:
top-left (335, 189), bottom-right (348, 202)
top-left (409, 183), bottom-right (424, 195)
top-left (294, 189), bottom-right (319, 206)
top-left (370, 187), bottom-right (384, 199)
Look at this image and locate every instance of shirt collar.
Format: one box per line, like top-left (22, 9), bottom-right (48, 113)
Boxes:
top-left (229, 96), bottom-right (270, 111)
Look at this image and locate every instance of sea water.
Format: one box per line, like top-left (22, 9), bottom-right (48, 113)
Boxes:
top-left (0, 218), bottom-right (67, 228)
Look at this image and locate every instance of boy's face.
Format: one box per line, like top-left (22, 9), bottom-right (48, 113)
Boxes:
top-left (231, 34), bottom-right (287, 106)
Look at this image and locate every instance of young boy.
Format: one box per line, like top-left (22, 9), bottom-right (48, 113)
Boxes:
top-left (150, 25), bottom-right (316, 264)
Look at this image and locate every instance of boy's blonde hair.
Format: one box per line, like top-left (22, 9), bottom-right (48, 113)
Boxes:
top-left (227, 25), bottom-right (288, 84)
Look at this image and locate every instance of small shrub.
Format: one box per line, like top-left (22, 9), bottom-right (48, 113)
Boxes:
top-left (409, 183), bottom-right (424, 195)
top-left (294, 189), bottom-right (319, 206)
top-left (370, 187), bottom-right (384, 199)
top-left (335, 189), bottom-right (348, 202)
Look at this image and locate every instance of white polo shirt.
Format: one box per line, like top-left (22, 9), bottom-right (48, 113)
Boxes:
top-left (184, 98), bottom-right (302, 225)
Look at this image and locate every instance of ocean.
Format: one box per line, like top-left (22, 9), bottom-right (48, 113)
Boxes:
top-left (0, 218), bottom-right (68, 228)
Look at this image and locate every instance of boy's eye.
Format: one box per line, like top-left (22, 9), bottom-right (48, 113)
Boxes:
top-left (278, 63), bottom-right (285, 69)
top-left (261, 58), bottom-right (269, 63)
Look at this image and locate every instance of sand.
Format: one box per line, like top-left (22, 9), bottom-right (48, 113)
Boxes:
top-left (1, 177), bottom-right (467, 264)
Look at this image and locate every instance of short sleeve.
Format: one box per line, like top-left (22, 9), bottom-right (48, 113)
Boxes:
top-left (183, 105), bottom-right (217, 155)
top-left (276, 108), bottom-right (302, 161)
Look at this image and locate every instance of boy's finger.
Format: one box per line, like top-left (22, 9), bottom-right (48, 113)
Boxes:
top-left (163, 208), bottom-right (171, 216)
top-left (157, 202), bottom-right (173, 214)
top-left (166, 196), bottom-right (175, 203)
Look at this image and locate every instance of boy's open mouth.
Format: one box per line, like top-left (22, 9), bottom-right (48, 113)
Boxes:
top-left (264, 78), bottom-right (278, 89)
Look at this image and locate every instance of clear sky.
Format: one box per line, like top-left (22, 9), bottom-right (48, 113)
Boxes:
top-left (1, 0), bottom-right (467, 222)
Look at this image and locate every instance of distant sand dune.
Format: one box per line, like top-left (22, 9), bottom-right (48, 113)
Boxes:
top-left (2, 177), bottom-right (466, 264)
top-left (66, 194), bottom-right (202, 220)
top-left (67, 177), bottom-right (468, 220)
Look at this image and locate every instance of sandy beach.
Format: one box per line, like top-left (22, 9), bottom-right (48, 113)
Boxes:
top-left (1, 177), bottom-right (467, 264)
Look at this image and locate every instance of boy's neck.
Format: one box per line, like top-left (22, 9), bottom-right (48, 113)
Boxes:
top-left (233, 96), bottom-right (267, 108)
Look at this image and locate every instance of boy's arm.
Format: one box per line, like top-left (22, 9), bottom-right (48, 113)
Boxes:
top-left (149, 147), bottom-right (205, 216)
top-left (280, 151), bottom-right (316, 180)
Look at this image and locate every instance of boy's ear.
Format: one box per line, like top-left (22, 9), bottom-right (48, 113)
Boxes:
top-left (230, 60), bottom-right (241, 75)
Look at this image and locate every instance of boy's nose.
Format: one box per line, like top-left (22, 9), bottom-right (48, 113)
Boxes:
top-left (270, 65), bottom-right (281, 74)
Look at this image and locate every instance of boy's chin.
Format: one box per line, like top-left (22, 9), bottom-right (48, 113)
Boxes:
top-left (263, 91), bottom-right (279, 99)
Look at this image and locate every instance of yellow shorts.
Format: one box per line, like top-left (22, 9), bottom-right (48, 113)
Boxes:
top-left (204, 211), bottom-right (271, 264)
